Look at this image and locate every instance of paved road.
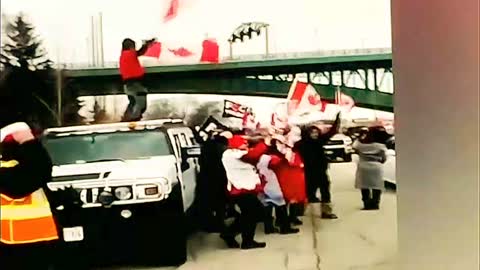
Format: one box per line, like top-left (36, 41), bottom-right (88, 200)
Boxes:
top-left (100, 162), bottom-right (398, 270)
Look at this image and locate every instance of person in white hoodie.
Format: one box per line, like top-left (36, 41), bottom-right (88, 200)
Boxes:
top-left (219, 135), bottom-right (266, 249)
top-left (352, 127), bottom-right (388, 210)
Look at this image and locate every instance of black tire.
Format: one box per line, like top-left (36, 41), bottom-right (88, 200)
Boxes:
top-left (160, 183), bottom-right (188, 266)
top-left (343, 153), bottom-right (352, 162)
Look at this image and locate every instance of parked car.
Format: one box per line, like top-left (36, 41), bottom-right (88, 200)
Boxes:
top-left (42, 119), bottom-right (200, 267)
top-left (324, 133), bottom-right (354, 162)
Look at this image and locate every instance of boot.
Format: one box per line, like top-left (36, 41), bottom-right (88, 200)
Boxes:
top-left (361, 189), bottom-right (371, 210)
top-left (264, 205), bottom-right (279, 234)
top-left (362, 200), bottom-right (375, 210)
top-left (289, 204), bottom-right (303, 225)
top-left (321, 203), bottom-right (338, 219)
top-left (371, 190), bottom-right (382, 210)
top-left (276, 205), bottom-right (300, 234)
top-left (241, 240), bottom-right (267, 249)
top-left (220, 232), bottom-right (240, 248)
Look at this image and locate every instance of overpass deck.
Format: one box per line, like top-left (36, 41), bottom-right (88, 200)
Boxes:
top-left (62, 48), bottom-right (394, 111)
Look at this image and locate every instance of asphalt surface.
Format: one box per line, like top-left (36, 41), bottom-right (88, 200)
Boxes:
top-left (98, 161), bottom-right (398, 270)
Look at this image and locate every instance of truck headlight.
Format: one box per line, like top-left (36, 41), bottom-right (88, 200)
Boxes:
top-left (114, 187), bottom-right (132, 200)
top-left (98, 190), bottom-right (115, 206)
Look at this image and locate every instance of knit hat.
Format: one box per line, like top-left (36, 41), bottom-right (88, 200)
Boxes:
top-left (1, 122), bottom-right (31, 143)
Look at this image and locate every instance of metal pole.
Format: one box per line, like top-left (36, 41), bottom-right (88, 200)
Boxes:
top-left (229, 41), bottom-right (233, 59)
top-left (86, 37), bottom-right (91, 67)
top-left (264, 26), bottom-right (270, 57)
top-left (56, 68), bottom-right (63, 126)
top-left (98, 12), bottom-right (104, 66)
top-left (91, 16), bottom-right (96, 66)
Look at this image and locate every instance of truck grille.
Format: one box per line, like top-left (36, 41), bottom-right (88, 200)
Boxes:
top-left (79, 186), bottom-right (133, 205)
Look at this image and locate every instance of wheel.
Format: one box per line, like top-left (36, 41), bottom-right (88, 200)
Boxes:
top-left (160, 183), bottom-right (188, 266)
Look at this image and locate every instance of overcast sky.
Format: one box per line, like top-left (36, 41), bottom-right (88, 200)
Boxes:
top-left (2, 0), bottom-right (392, 64)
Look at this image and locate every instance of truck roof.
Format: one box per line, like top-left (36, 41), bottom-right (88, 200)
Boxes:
top-left (44, 119), bottom-right (185, 136)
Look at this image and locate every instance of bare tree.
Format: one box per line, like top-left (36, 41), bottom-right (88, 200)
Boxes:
top-left (143, 99), bottom-right (185, 120)
top-left (185, 101), bottom-right (223, 127)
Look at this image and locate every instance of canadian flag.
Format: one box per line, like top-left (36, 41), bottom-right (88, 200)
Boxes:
top-left (287, 79), bottom-right (328, 115)
top-left (140, 39), bottom-right (219, 66)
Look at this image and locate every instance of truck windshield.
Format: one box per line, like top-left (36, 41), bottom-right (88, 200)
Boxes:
top-left (43, 130), bottom-right (172, 165)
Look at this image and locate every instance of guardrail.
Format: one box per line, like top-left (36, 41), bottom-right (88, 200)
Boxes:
top-left (56, 48), bottom-right (392, 70)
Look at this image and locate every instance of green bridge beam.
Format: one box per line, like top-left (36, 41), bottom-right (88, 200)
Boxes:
top-left (65, 52), bottom-right (393, 112)
top-left (71, 76), bottom-right (393, 112)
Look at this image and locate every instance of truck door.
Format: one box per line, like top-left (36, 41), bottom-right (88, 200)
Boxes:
top-left (167, 128), bottom-right (197, 211)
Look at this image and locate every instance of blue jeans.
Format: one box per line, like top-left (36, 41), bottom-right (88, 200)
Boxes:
top-left (122, 81), bottom-right (147, 121)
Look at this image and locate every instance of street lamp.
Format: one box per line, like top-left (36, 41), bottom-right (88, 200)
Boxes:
top-left (227, 22), bottom-right (270, 59)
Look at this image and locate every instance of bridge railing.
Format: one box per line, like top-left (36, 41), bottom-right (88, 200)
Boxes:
top-left (228, 48), bottom-right (392, 62)
top-left (57, 48), bottom-right (392, 70)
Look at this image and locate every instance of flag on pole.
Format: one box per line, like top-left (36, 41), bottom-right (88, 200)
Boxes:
top-left (223, 100), bottom-right (249, 118)
top-left (140, 39), bottom-right (220, 65)
top-left (143, 42), bottom-right (162, 58)
top-left (287, 78), bottom-right (327, 114)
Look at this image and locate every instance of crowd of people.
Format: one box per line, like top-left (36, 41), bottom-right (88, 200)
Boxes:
top-left (191, 111), bottom-right (392, 249)
top-left (0, 37), bottom-right (394, 268)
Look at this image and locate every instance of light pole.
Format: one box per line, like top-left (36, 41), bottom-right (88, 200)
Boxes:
top-left (228, 22), bottom-right (270, 59)
top-left (56, 66), bottom-right (63, 126)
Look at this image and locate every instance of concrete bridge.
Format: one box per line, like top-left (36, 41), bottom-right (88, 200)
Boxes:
top-left (63, 48), bottom-right (394, 112)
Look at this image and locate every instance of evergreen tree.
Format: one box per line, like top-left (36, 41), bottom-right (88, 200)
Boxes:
top-left (1, 13), bottom-right (52, 70)
top-left (0, 13), bottom-right (56, 128)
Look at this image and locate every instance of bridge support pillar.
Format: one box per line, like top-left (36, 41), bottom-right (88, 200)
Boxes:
top-left (392, 0), bottom-right (479, 269)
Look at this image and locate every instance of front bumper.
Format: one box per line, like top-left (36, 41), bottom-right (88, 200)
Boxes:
top-left (324, 146), bottom-right (353, 162)
top-left (53, 198), bottom-right (177, 265)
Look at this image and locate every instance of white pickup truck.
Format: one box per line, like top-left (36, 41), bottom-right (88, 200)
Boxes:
top-left (43, 119), bottom-right (200, 267)
top-left (324, 133), bottom-right (354, 163)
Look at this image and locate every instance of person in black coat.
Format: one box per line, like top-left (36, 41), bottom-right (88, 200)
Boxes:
top-left (295, 112), bottom-right (341, 219)
top-left (192, 129), bottom-right (232, 232)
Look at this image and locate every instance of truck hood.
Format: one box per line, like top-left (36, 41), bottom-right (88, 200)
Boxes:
top-left (51, 155), bottom-right (178, 182)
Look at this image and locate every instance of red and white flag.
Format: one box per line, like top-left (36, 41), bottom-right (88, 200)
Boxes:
top-left (242, 110), bottom-right (258, 130)
top-left (140, 39), bottom-right (219, 66)
top-left (287, 79), bottom-right (327, 114)
top-left (223, 99), bottom-right (249, 118)
top-left (164, 0), bottom-right (180, 22)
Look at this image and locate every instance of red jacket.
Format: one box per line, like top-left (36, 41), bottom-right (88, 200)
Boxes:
top-left (119, 50), bottom-right (145, 81)
top-left (272, 151), bottom-right (307, 204)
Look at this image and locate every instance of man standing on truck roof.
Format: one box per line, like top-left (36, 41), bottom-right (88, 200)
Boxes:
top-left (119, 38), bottom-right (156, 122)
